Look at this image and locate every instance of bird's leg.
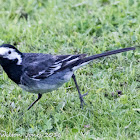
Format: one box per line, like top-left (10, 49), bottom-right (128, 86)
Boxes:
top-left (72, 74), bottom-right (88, 108)
top-left (27, 93), bottom-right (42, 110)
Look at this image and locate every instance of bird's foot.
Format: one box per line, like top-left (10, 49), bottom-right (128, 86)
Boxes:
top-left (79, 92), bottom-right (88, 109)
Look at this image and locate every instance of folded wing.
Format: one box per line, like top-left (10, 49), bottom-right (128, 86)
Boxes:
top-left (21, 53), bottom-right (86, 80)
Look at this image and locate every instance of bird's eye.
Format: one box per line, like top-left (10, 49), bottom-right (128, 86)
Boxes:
top-left (8, 51), bottom-right (11, 54)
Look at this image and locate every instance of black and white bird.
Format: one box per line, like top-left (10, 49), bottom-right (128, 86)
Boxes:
top-left (0, 44), bottom-right (135, 110)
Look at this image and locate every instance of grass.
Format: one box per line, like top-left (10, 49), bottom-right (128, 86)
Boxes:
top-left (0, 0), bottom-right (139, 139)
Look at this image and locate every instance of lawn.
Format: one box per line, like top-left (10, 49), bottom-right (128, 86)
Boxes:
top-left (0, 0), bottom-right (139, 139)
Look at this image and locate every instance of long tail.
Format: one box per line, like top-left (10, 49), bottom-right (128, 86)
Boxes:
top-left (83, 47), bottom-right (135, 63)
top-left (72, 47), bottom-right (135, 70)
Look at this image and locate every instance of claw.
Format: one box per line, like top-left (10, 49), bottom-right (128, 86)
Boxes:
top-left (82, 92), bottom-right (88, 97)
top-left (79, 92), bottom-right (88, 109)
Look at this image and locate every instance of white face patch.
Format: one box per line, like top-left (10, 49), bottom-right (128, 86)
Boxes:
top-left (0, 47), bottom-right (22, 65)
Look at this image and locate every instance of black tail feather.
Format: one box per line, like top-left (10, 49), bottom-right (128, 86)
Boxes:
top-left (82, 47), bottom-right (135, 63)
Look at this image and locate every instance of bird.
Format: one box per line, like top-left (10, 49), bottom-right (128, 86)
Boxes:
top-left (0, 44), bottom-right (135, 110)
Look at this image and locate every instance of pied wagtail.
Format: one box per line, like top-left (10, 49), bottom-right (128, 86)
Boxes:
top-left (0, 44), bottom-right (135, 110)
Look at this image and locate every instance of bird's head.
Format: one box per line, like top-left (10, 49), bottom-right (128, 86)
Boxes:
top-left (0, 44), bottom-right (23, 66)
